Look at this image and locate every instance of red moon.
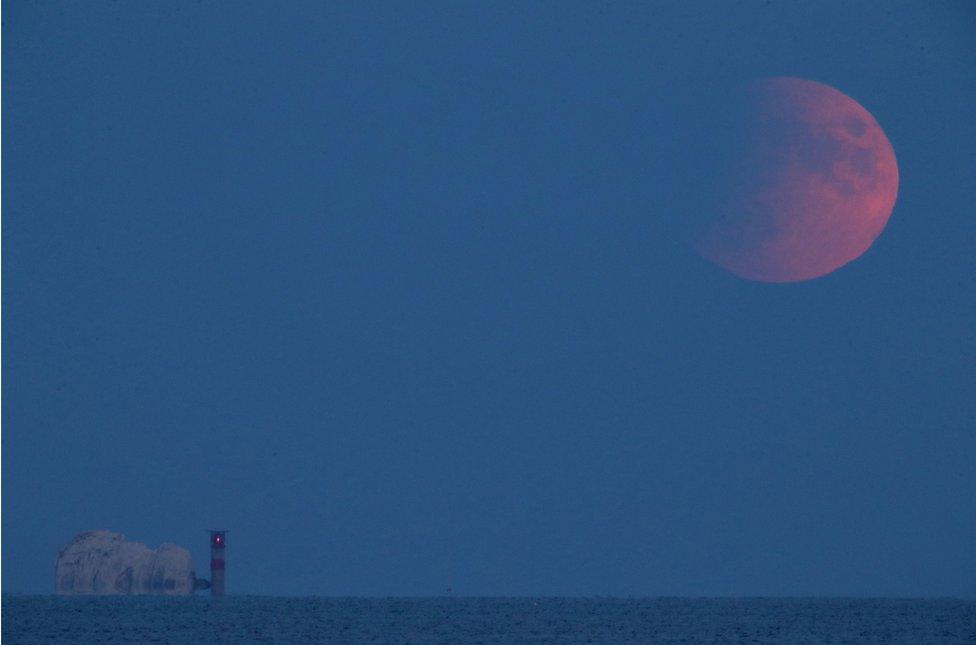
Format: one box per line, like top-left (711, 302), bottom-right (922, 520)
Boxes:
top-left (693, 77), bottom-right (899, 282)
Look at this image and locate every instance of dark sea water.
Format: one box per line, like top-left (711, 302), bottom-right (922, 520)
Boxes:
top-left (3, 596), bottom-right (975, 644)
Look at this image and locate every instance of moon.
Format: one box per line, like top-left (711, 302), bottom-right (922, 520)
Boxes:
top-left (692, 77), bottom-right (899, 282)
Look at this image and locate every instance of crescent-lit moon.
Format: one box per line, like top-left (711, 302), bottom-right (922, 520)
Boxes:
top-left (693, 77), bottom-right (899, 282)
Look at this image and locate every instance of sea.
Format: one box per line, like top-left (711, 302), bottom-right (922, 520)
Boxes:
top-left (3, 596), bottom-right (975, 643)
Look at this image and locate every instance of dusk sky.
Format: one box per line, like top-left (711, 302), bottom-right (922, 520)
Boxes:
top-left (4, 1), bottom-right (974, 596)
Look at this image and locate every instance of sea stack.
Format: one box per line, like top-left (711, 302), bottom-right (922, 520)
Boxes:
top-left (55, 531), bottom-right (199, 595)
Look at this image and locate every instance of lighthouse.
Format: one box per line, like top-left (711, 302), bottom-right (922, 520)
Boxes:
top-left (208, 530), bottom-right (227, 597)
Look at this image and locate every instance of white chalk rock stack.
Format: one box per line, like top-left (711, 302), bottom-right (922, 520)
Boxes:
top-left (56, 531), bottom-right (197, 595)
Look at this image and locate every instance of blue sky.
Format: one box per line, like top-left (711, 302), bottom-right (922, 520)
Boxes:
top-left (4, 1), bottom-right (974, 596)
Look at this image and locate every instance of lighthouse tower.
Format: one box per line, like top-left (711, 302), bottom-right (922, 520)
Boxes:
top-left (208, 530), bottom-right (227, 597)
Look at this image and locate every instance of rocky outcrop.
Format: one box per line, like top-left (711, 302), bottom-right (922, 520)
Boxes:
top-left (56, 531), bottom-right (198, 595)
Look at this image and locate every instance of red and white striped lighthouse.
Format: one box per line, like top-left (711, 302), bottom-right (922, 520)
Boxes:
top-left (208, 530), bottom-right (227, 597)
